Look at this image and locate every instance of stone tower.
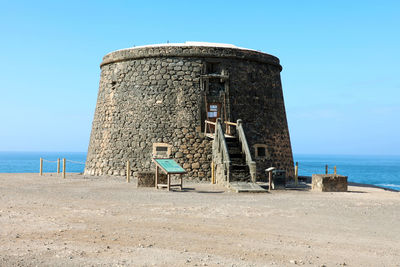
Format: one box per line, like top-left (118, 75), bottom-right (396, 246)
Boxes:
top-left (85, 42), bottom-right (294, 181)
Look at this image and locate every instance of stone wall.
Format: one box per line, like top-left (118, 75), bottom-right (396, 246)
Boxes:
top-left (85, 44), bottom-right (294, 181)
top-left (222, 59), bottom-right (293, 180)
top-left (85, 55), bottom-right (212, 180)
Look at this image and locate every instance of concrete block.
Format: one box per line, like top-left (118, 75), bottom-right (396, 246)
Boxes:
top-left (312, 174), bottom-right (348, 192)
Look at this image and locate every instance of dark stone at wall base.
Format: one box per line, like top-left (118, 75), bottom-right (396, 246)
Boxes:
top-left (298, 176), bottom-right (312, 183)
top-left (137, 171), bottom-right (167, 187)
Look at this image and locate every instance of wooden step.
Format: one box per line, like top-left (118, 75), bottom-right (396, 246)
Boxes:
top-left (231, 164), bottom-right (248, 171)
top-left (229, 182), bottom-right (267, 193)
top-left (229, 153), bottom-right (244, 159)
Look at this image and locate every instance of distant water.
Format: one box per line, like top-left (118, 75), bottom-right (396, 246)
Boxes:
top-left (0, 152), bottom-right (399, 191)
top-left (0, 152), bottom-right (86, 173)
top-left (294, 154), bottom-right (400, 191)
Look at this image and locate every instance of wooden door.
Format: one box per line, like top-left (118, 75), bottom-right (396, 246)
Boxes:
top-left (207, 103), bottom-right (221, 132)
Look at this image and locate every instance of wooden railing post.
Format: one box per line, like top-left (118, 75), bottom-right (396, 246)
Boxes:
top-left (204, 120), bottom-right (217, 137)
top-left (295, 162), bottom-right (298, 185)
top-left (39, 158), bottom-right (43, 176)
top-left (268, 171), bottom-right (272, 192)
top-left (224, 121), bottom-right (237, 136)
top-left (249, 162), bottom-right (256, 183)
top-left (155, 165), bottom-right (159, 189)
top-left (62, 158), bottom-right (66, 179)
top-left (57, 158), bottom-right (60, 174)
top-left (211, 160), bottom-right (215, 184)
top-left (214, 118), bottom-right (231, 184)
top-left (325, 164), bottom-right (328, 174)
top-left (334, 166), bottom-right (337, 175)
top-left (126, 160), bottom-right (131, 183)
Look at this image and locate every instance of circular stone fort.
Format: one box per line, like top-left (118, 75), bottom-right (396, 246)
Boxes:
top-left (85, 42), bottom-right (294, 182)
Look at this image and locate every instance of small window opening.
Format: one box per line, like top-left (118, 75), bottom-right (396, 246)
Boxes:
top-left (254, 144), bottom-right (269, 159)
top-left (257, 147), bottom-right (266, 157)
top-left (156, 146), bottom-right (168, 155)
top-left (152, 143), bottom-right (171, 158)
top-left (207, 104), bottom-right (218, 118)
top-left (207, 112), bottom-right (217, 118)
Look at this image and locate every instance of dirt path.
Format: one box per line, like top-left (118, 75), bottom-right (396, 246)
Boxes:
top-left (0, 173), bottom-right (399, 266)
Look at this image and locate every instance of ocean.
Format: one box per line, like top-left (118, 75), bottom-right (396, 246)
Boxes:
top-left (0, 152), bottom-right (87, 174)
top-left (294, 154), bottom-right (400, 191)
top-left (0, 152), bottom-right (399, 191)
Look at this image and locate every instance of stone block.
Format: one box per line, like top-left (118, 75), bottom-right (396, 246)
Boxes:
top-left (312, 174), bottom-right (348, 192)
top-left (192, 162), bottom-right (200, 169)
top-left (137, 171), bottom-right (167, 187)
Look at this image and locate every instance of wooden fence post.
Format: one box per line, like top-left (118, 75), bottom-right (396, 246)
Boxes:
top-left (325, 164), bottom-right (328, 174)
top-left (268, 171), bottom-right (272, 192)
top-left (62, 158), bottom-right (66, 179)
top-left (39, 158), bottom-right (43, 176)
top-left (334, 166), bottom-right (337, 175)
top-left (295, 162), bottom-right (298, 185)
top-left (57, 158), bottom-right (60, 174)
top-left (155, 165), bottom-right (159, 189)
top-left (211, 160), bottom-right (215, 184)
top-left (126, 161), bottom-right (131, 183)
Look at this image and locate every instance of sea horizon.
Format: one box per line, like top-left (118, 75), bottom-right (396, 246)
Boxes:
top-left (0, 151), bottom-right (399, 191)
top-left (2, 150), bottom-right (400, 156)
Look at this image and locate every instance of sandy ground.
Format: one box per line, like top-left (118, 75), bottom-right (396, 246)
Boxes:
top-left (0, 173), bottom-right (399, 267)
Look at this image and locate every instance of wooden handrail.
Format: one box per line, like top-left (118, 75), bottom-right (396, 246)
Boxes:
top-left (224, 121), bottom-right (237, 135)
top-left (212, 118), bottom-right (231, 184)
top-left (236, 119), bottom-right (257, 183)
top-left (210, 118), bottom-right (256, 184)
top-left (204, 120), bottom-right (217, 136)
top-left (224, 121), bottom-right (237, 126)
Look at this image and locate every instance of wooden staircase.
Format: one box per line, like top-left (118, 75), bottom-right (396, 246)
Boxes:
top-left (226, 137), bottom-right (251, 182)
top-left (206, 119), bottom-right (266, 192)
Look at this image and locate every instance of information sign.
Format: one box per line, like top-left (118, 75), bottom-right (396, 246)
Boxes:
top-left (153, 159), bottom-right (186, 174)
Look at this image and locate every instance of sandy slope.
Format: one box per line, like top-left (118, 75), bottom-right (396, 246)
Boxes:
top-left (0, 173), bottom-right (399, 266)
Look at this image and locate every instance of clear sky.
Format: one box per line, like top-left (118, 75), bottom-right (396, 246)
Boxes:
top-left (0, 0), bottom-right (399, 155)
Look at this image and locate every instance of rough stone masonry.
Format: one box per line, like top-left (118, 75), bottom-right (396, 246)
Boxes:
top-left (85, 42), bottom-right (294, 181)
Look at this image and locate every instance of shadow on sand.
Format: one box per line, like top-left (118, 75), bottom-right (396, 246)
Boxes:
top-left (172, 187), bottom-right (225, 194)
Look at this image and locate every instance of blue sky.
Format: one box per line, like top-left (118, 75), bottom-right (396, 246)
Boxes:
top-left (0, 0), bottom-right (399, 155)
